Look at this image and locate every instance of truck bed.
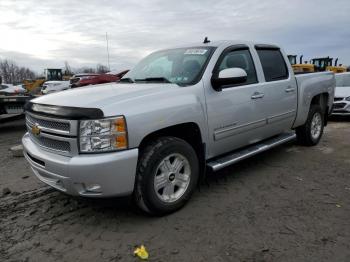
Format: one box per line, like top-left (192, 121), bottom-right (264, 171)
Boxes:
top-left (293, 71), bottom-right (335, 128)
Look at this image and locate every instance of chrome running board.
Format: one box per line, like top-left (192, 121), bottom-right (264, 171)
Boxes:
top-left (207, 133), bottom-right (296, 172)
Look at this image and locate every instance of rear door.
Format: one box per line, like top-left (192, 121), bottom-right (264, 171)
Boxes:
top-left (204, 45), bottom-right (267, 157)
top-left (255, 46), bottom-right (297, 134)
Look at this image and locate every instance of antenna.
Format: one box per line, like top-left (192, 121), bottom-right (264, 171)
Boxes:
top-left (106, 32), bottom-right (110, 71)
top-left (203, 37), bottom-right (210, 44)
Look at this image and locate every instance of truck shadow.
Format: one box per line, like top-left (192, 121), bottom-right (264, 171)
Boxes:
top-left (328, 115), bottom-right (350, 122)
top-left (201, 141), bottom-right (295, 191)
top-left (0, 115), bottom-right (26, 133)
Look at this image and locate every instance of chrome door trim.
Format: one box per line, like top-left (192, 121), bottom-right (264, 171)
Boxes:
top-left (267, 110), bottom-right (296, 124)
top-left (214, 118), bottom-right (266, 141)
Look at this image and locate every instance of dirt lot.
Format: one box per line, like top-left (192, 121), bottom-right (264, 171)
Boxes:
top-left (0, 116), bottom-right (349, 262)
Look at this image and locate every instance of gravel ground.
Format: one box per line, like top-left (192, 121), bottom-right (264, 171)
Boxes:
top-left (0, 117), bottom-right (349, 262)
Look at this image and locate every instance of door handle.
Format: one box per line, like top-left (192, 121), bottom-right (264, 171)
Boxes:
top-left (251, 92), bottom-right (264, 99)
top-left (285, 87), bottom-right (295, 93)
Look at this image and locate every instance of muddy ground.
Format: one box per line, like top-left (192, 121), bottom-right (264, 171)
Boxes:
top-left (0, 116), bottom-right (349, 262)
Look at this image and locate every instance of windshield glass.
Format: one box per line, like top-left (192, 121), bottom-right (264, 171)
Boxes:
top-left (123, 47), bottom-right (215, 86)
top-left (0, 84), bottom-right (9, 90)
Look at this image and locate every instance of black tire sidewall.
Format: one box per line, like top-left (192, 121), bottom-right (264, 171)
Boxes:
top-left (139, 138), bottom-right (199, 214)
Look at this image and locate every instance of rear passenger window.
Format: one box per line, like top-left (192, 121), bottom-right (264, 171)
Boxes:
top-left (217, 49), bottom-right (258, 86)
top-left (256, 49), bottom-right (289, 82)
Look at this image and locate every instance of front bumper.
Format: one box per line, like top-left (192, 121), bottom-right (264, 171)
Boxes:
top-left (22, 132), bottom-right (138, 197)
top-left (332, 101), bottom-right (350, 116)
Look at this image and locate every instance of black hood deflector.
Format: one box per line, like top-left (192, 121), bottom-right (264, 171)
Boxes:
top-left (24, 102), bottom-right (104, 120)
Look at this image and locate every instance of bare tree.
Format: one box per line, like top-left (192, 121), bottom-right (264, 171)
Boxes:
top-left (64, 61), bottom-right (73, 75)
top-left (96, 64), bottom-right (109, 74)
top-left (79, 67), bottom-right (96, 73)
top-left (0, 59), bottom-right (35, 84)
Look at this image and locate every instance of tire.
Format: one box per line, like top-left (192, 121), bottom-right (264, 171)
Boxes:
top-left (296, 104), bottom-right (324, 146)
top-left (134, 137), bottom-right (199, 215)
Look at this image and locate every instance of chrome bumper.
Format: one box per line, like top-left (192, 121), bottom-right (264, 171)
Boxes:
top-left (22, 132), bottom-right (138, 197)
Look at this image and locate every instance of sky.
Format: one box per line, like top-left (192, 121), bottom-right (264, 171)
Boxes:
top-left (0, 0), bottom-right (349, 74)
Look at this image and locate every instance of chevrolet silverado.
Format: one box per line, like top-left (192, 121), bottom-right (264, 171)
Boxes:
top-left (22, 40), bottom-right (335, 215)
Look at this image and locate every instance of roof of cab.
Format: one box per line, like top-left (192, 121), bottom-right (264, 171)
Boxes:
top-left (167, 40), bottom-right (278, 50)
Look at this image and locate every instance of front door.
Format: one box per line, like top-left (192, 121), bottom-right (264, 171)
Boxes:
top-left (204, 46), bottom-right (267, 158)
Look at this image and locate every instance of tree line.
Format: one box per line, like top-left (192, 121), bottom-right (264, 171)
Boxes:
top-left (0, 59), bottom-right (110, 85)
top-left (0, 59), bottom-right (36, 85)
top-left (73, 64), bottom-right (110, 74)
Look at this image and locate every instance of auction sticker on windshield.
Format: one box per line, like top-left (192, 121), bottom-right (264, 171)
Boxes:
top-left (184, 49), bottom-right (208, 55)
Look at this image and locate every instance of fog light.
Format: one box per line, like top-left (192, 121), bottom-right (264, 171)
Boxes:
top-left (85, 184), bottom-right (102, 193)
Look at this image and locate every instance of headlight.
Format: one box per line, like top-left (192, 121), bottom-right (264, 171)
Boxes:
top-left (79, 116), bottom-right (128, 153)
top-left (346, 96), bottom-right (350, 101)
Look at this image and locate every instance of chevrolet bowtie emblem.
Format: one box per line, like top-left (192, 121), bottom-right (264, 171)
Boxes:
top-left (32, 124), bottom-right (41, 136)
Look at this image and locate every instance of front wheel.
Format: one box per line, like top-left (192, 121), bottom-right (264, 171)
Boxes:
top-left (134, 137), bottom-right (199, 215)
top-left (296, 104), bottom-right (324, 146)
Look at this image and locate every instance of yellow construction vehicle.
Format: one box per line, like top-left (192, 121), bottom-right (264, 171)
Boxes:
top-left (23, 78), bottom-right (45, 94)
top-left (326, 58), bottom-right (347, 73)
top-left (288, 55), bottom-right (315, 74)
top-left (310, 57), bottom-right (347, 74)
top-left (23, 68), bottom-right (72, 93)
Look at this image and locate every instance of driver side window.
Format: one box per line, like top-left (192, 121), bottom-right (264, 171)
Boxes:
top-left (218, 49), bottom-right (258, 85)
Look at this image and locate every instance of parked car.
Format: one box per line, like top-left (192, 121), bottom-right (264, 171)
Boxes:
top-left (0, 84), bottom-right (32, 115)
top-left (0, 84), bottom-right (26, 95)
top-left (41, 81), bottom-right (70, 94)
top-left (69, 73), bottom-right (99, 87)
top-left (70, 70), bottom-right (129, 88)
top-left (332, 72), bottom-right (350, 115)
top-left (22, 40), bottom-right (335, 215)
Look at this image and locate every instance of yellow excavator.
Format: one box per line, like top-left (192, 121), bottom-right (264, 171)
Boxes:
top-left (287, 55), bottom-right (315, 74)
top-left (23, 68), bottom-right (72, 94)
top-left (310, 57), bottom-right (347, 74)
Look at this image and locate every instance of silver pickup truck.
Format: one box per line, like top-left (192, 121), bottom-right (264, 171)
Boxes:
top-left (22, 40), bottom-right (335, 215)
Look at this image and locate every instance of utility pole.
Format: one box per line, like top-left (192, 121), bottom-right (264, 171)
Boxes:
top-left (106, 32), bottom-right (110, 71)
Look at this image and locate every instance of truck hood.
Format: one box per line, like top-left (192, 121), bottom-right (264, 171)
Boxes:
top-left (335, 86), bottom-right (350, 98)
top-left (32, 82), bottom-right (179, 110)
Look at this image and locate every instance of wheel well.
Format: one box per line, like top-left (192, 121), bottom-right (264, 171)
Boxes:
top-left (138, 123), bottom-right (206, 174)
top-left (311, 93), bottom-right (329, 109)
top-left (311, 92), bottom-right (329, 125)
top-left (139, 123), bottom-right (204, 155)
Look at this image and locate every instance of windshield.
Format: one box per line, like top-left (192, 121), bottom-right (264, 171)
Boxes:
top-left (123, 47), bottom-right (215, 86)
top-left (0, 84), bottom-right (10, 90)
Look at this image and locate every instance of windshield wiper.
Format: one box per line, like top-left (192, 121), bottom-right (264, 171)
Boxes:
top-left (134, 77), bottom-right (171, 83)
top-left (119, 77), bottom-right (134, 83)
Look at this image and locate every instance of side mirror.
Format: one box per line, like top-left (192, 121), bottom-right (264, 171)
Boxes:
top-left (211, 68), bottom-right (247, 91)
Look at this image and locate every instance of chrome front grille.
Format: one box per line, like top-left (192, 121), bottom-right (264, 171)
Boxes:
top-left (26, 112), bottom-right (79, 157)
top-left (29, 132), bottom-right (71, 152)
top-left (26, 113), bottom-right (70, 133)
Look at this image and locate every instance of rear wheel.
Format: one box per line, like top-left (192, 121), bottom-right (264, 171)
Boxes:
top-left (296, 104), bottom-right (324, 146)
top-left (134, 137), bottom-right (199, 215)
